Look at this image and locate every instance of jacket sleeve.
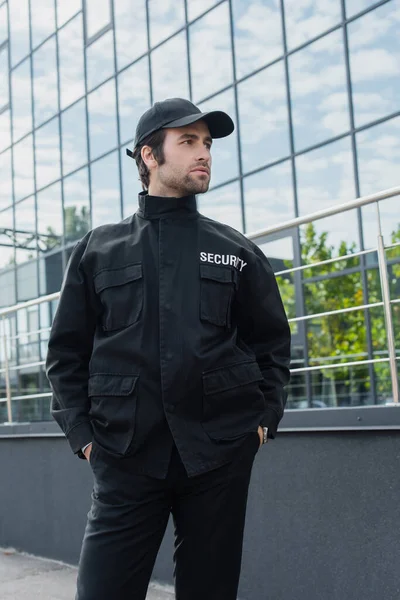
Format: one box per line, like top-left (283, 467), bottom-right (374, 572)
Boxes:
top-left (45, 235), bottom-right (97, 458)
top-left (236, 244), bottom-right (291, 438)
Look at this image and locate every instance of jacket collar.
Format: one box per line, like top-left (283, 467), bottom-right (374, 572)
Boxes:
top-left (137, 191), bottom-right (198, 219)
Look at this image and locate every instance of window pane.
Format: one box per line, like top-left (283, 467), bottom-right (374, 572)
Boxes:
top-left (0, 207), bottom-right (14, 269)
top-left (90, 151), bottom-right (121, 227)
top-left (187, 0), bottom-right (219, 21)
top-left (37, 181), bottom-right (63, 254)
top-left (0, 109), bottom-right (11, 152)
top-left (244, 162), bottom-right (295, 233)
top-left (118, 58), bottom-right (150, 146)
top-left (31, 0), bottom-right (55, 49)
top-left (238, 61), bottom-right (290, 174)
top-left (198, 181), bottom-right (243, 232)
top-left (345, 0), bottom-right (381, 18)
top-left (289, 30), bottom-right (350, 151)
top-left (85, 0), bottom-right (111, 39)
top-left (9, 0), bottom-right (30, 66)
top-left (57, 0), bottom-right (82, 27)
top-left (151, 33), bottom-right (189, 102)
top-left (35, 118), bottom-right (61, 190)
top-left (0, 267), bottom-right (16, 306)
top-left (115, 0), bottom-right (147, 70)
top-left (362, 197), bottom-right (399, 250)
top-left (0, 3), bottom-right (8, 45)
top-left (190, 3), bottom-right (233, 102)
top-left (198, 88), bottom-right (239, 187)
top-left (11, 58), bottom-right (32, 141)
top-left (296, 137), bottom-right (355, 216)
top-left (121, 144), bottom-right (142, 218)
top-left (61, 98), bottom-right (88, 175)
top-left (33, 37), bottom-right (58, 127)
top-left (63, 168), bottom-right (91, 242)
top-left (15, 197), bottom-right (36, 263)
top-left (0, 46), bottom-right (9, 108)
top-left (232, 0), bottom-right (283, 80)
top-left (17, 258), bottom-right (39, 301)
top-left (14, 135), bottom-right (34, 201)
top-left (0, 150), bottom-right (12, 209)
top-left (284, 0), bottom-right (342, 50)
top-left (300, 210), bottom-right (360, 265)
top-left (86, 30), bottom-right (115, 91)
top-left (348, 2), bottom-right (400, 128)
top-left (88, 79), bottom-right (118, 160)
top-left (148, 0), bottom-right (185, 47)
top-left (59, 15), bottom-right (85, 110)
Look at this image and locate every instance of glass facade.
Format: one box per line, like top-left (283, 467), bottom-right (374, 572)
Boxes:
top-left (0, 0), bottom-right (399, 421)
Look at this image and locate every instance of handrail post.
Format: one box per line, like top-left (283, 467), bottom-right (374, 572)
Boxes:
top-left (2, 315), bottom-right (13, 423)
top-left (376, 204), bottom-right (399, 405)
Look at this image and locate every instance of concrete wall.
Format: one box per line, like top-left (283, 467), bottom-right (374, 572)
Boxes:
top-left (1, 431), bottom-right (399, 600)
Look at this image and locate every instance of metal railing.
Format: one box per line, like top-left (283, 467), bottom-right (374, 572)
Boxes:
top-left (1, 185), bottom-right (399, 423)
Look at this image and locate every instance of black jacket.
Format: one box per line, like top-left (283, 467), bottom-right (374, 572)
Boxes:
top-left (46, 192), bottom-right (291, 478)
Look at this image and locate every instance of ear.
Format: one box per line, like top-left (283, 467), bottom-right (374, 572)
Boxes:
top-left (141, 145), bottom-right (158, 170)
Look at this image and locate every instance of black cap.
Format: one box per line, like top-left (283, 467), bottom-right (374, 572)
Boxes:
top-left (126, 97), bottom-right (234, 159)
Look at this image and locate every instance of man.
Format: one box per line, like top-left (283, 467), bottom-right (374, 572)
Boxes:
top-left (46, 97), bottom-right (291, 600)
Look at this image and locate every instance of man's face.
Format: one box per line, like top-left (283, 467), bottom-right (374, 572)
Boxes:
top-left (149, 120), bottom-right (213, 197)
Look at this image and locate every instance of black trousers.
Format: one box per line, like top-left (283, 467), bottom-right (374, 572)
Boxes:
top-left (75, 432), bottom-right (260, 600)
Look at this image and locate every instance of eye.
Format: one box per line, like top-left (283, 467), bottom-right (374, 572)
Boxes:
top-left (205, 143), bottom-right (212, 150)
top-left (183, 139), bottom-right (192, 145)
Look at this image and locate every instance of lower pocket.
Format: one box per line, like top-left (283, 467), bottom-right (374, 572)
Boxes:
top-left (88, 373), bottom-right (139, 456)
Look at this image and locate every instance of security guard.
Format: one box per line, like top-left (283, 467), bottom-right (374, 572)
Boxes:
top-left (46, 98), bottom-right (291, 600)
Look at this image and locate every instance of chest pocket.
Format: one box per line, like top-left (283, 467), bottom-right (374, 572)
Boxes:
top-left (94, 263), bottom-right (143, 332)
top-left (200, 264), bottom-right (236, 328)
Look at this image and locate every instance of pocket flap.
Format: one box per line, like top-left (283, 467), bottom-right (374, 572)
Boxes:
top-left (200, 264), bottom-right (235, 284)
top-left (88, 373), bottom-right (139, 397)
top-left (94, 263), bottom-right (142, 293)
top-left (203, 361), bottom-right (264, 395)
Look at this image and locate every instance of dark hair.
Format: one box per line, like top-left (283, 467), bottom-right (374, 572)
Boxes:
top-left (132, 129), bottom-right (166, 191)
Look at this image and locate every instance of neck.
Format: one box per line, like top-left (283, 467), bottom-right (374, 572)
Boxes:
top-left (148, 182), bottom-right (186, 198)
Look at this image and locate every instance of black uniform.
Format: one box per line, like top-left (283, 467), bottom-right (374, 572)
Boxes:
top-left (46, 192), bottom-right (291, 599)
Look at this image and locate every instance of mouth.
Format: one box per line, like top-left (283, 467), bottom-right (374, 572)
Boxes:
top-left (190, 168), bottom-right (209, 176)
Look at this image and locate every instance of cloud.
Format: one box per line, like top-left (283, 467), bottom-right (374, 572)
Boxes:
top-left (151, 33), bottom-right (189, 102)
top-left (148, 0), bottom-right (185, 47)
top-left (13, 135), bottom-right (34, 201)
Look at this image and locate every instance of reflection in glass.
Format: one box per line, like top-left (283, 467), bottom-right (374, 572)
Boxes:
top-left (9, 0), bottom-right (30, 66)
top-left (0, 111), bottom-right (11, 152)
top-left (296, 137), bottom-right (355, 216)
top-left (14, 135), bottom-right (34, 201)
top-left (238, 61), bottom-right (290, 174)
top-left (243, 162), bottom-right (295, 233)
top-left (0, 269), bottom-right (16, 307)
top-left (357, 117), bottom-right (400, 249)
top-left (57, 0), bottom-right (82, 27)
top-left (198, 181), bottom-right (243, 232)
top-left (284, 0), bottom-right (341, 50)
top-left (348, 2), bottom-right (400, 128)
top-left (88, 79), bottom-right (118, 160)
top-left (148, 0), bottom-right (185, 47)
top-left (121, 144), bottom-right (143, 218)
top-left (0, 3), bottom-right (8, 45)
top-left (63, 168), bottom-right (91, 242)
top-left (33, 38), bottom-right (58, 127)
top-left (115, 0), bottom-right (147, 70)
top-left (289, 30), bottom-right (349, 151)
top-left (118, 58), bottom-right (150, 145)
top-left (85, 0), bottom-right (111, 39)
top-left (62, 99), bottom-right (88, 175)
top-left (190, 3), bottom-right (233, 102)
top-left (345, 0), bottom-right (381, 18)
top-left (15, 197), bottom-right (36, 265)
top-left (187, 0), bottom-right (218, 21)
top-left (37, 182), bottom-right (63, 253)
top-left (35, 118), bottom-right (61, 190)
top-left (11, 58), bottom-right (32, 141)
top-left (0, 207), bottom-right (14, 268)
top-left (232, 0), bottom-right (283, 80)
top-left (59, 15), bottom-right (85, 110)
top-left (0, 150), bottom-right (12, 209)
top-left (31, 0), bottom-right (55, 49)
top-left (151, 33), bottom-right (189, 102)
top-left (198, 89), bottom-right (239, 188)
top-left (86, 30), bottom-right (115, 91)
top-left (90, 152), bottom-right (121, 227)
top-left (0, 46), bottom-right (9, 108)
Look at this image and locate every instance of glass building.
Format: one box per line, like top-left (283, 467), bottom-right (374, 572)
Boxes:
top-left (0, 0), bottom-right (399, 422)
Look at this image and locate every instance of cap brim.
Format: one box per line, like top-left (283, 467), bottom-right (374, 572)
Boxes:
top-left (162, 110), bottom-right (234, 139)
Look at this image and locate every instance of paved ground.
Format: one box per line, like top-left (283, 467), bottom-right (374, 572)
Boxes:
top-left (0, 547), bottom-right (175, 599)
